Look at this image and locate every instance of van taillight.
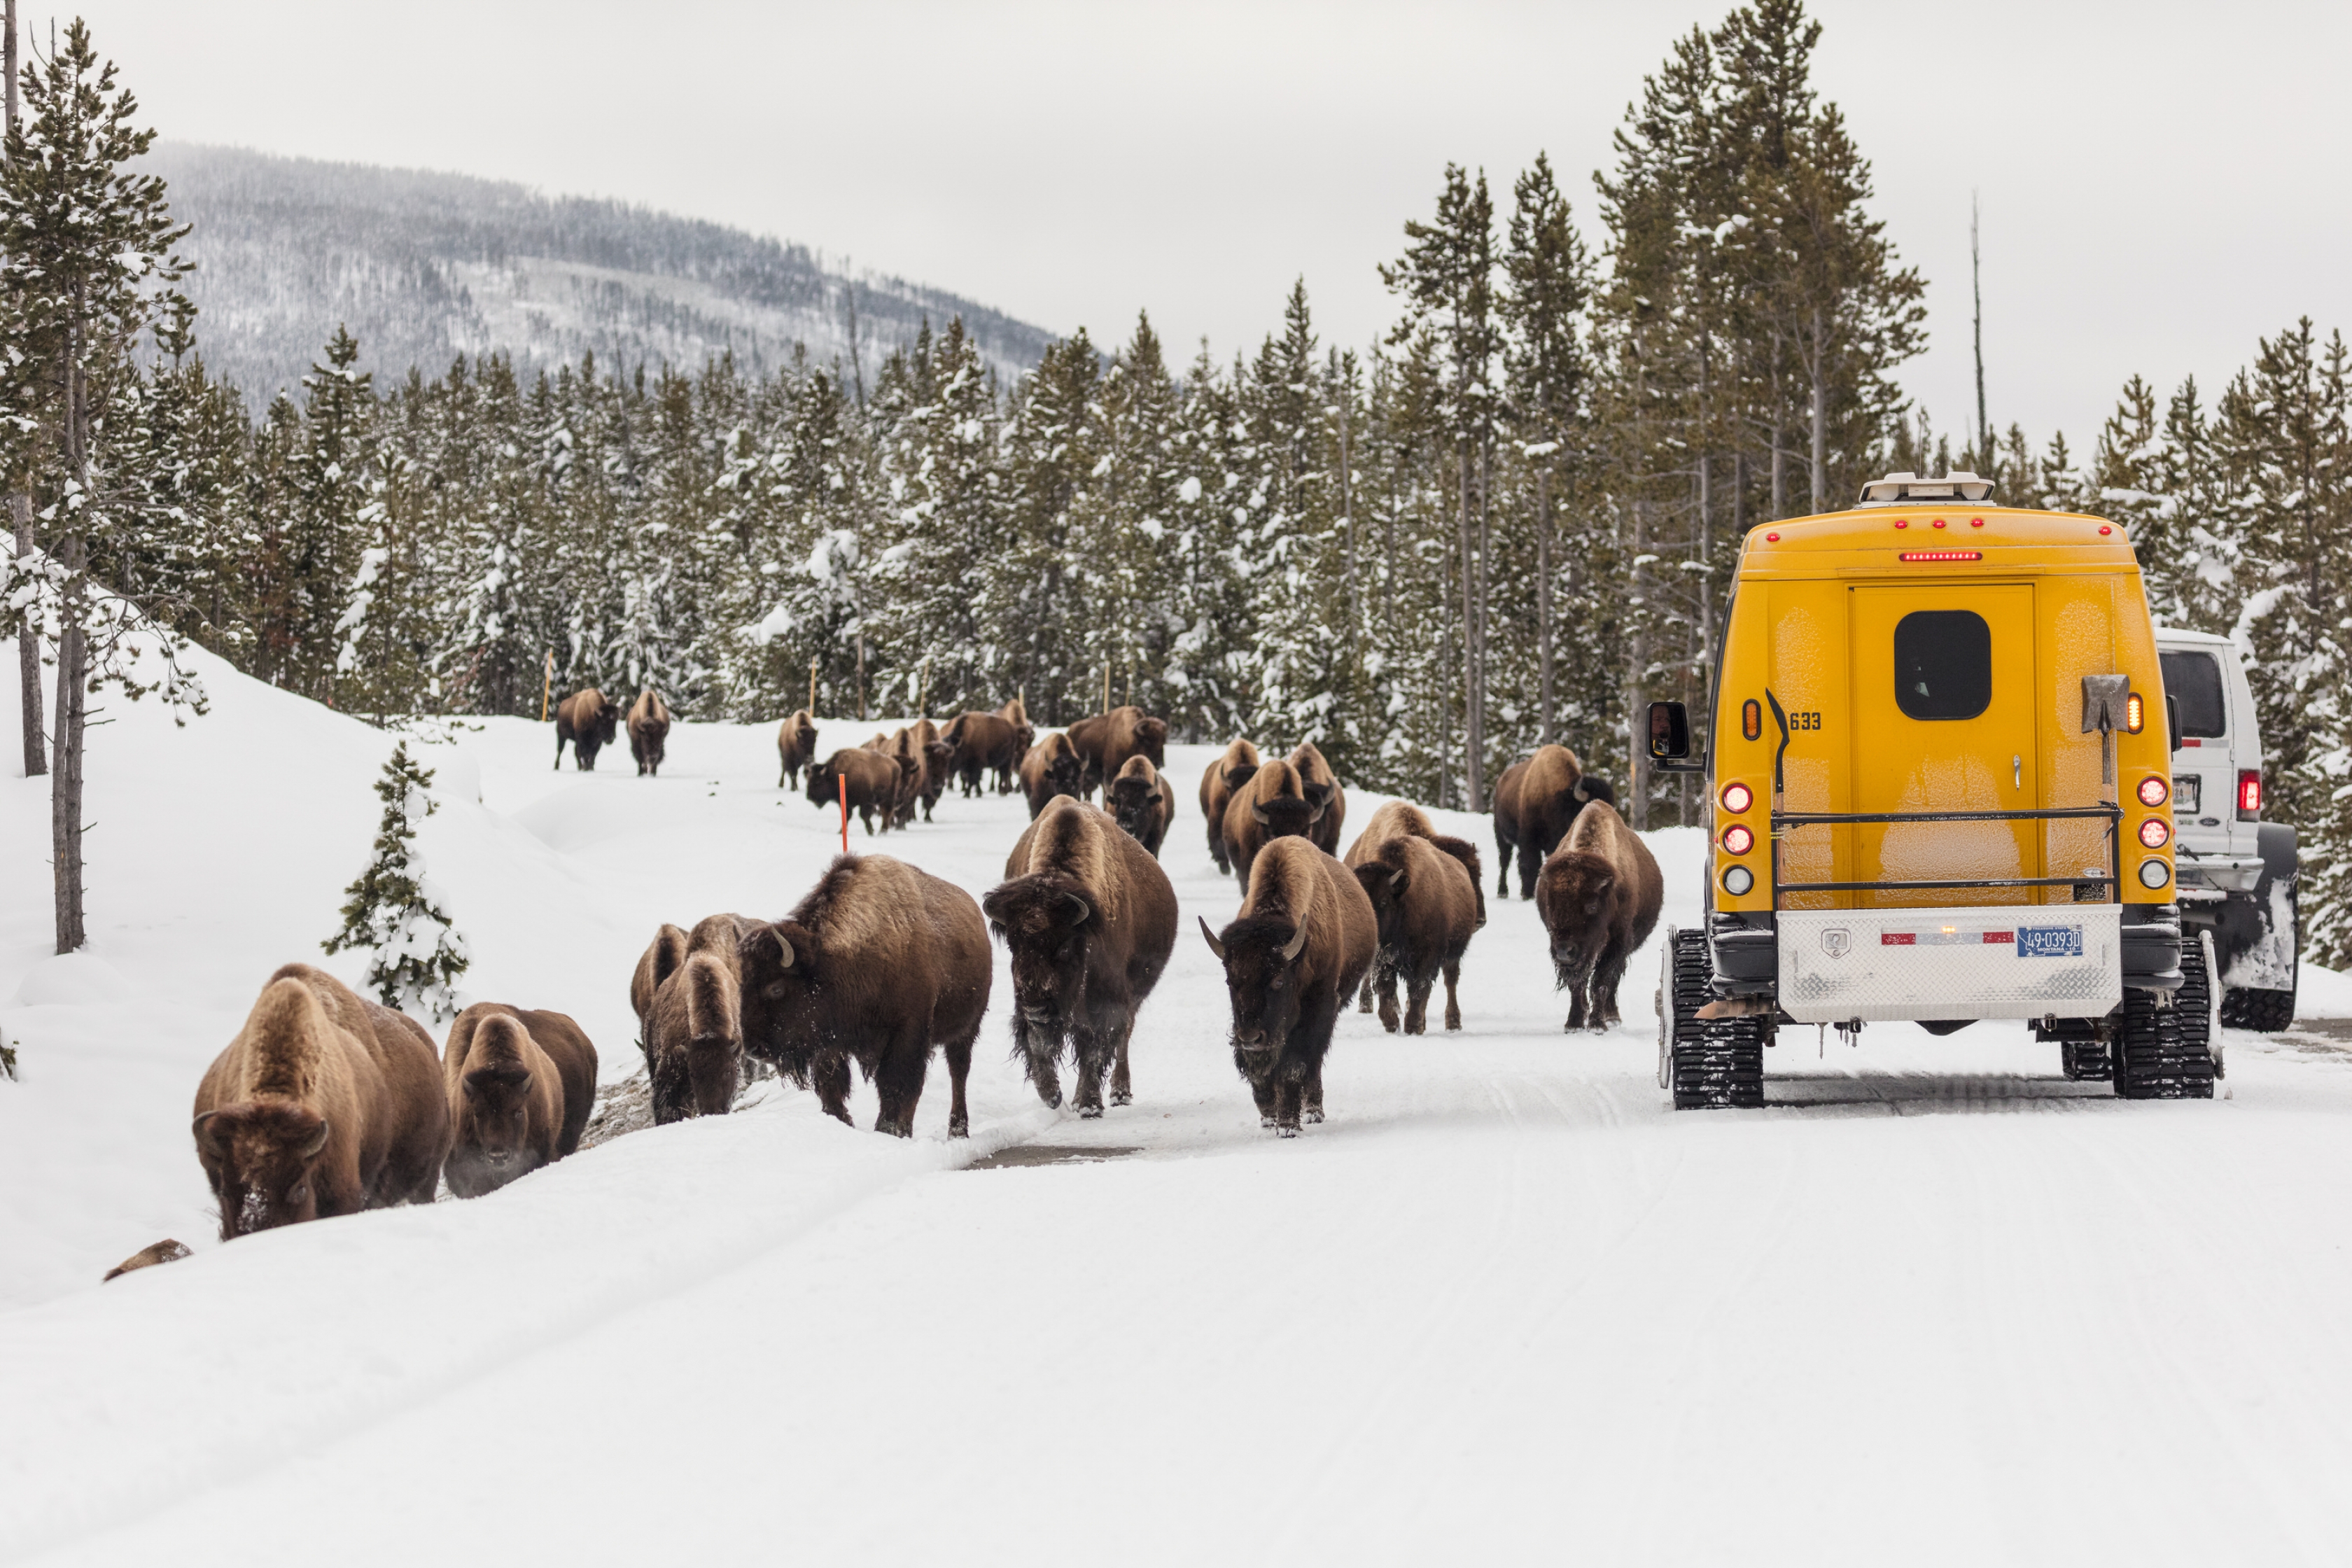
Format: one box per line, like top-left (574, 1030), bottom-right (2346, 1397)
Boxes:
top-left (2238, 770), bottom-right (2262, 820)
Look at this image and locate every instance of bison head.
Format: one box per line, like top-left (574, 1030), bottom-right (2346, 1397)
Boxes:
top-left (593, 697), bottom-right (622, 741)
top-left (925, 739), bottom-right (955, 782)
top-left (734, 919), bottom-right (825, 1082)
top-left (982, 877), bottom-right (1096, 1040)
top-left (1352, 859), bottom-right (1411, 948)
top-left (1573, 776), bottom-right (1618, 807)
top-left (1108, 776), bottom-right (1162, 844)
top-left (1134, 715), bottom-right (1168, 763)
top-left (192, 1100), bottom-right (332, 1240)
top-left (1536, 853), bottom-right (1617, 991)
top-left (1250, 790), bottom-right (1322, 844)
top-left (457, 1018), bottom-right (539, 1162)
top-left (804, 760), bottom-right (837, 809)
top-left (1200, 913), bottom-right (1310, 1064)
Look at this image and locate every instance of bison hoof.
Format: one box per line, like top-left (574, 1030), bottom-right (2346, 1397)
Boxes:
top-left (1259, 1114), bottom-right (1277, 1129)
top-left (1276, 1124), bottom-right (1300, 1138)
top-left (1305, 1108), bottom-right (1324, 1124)
top-left (1038, 1088), bottom-right (1063, 1110)
top-left (1109, 1089), bottom-right (1132, 1107)
top-left (949, 1118), bottom-right (969, 1138)
top-left (1079, 1105), bottom-right (1104, 1119)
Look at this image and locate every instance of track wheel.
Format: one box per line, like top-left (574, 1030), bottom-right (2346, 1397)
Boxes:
top-left (2115, 936), bottom-right (2216, 1100)
top-left (1663, 927), bottom-right (1766, 1109)
top-left (2060, 1037), bottom-right (2113, 1082)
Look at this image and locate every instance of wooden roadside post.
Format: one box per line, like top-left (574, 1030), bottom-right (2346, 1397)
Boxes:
top-left (808, 659), bottom-right (818, 718)
top-left (838, 772), bottom-right (849, 853)
top-left (539, 651), bottom-right (554, 722)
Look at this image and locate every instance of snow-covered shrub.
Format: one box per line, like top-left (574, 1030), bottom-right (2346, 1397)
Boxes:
top-left (322, 743), bottom-right (470, 1021)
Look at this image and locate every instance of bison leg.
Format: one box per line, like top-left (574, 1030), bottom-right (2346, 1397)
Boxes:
top-left (1493, 822), bottom-right (1512, 896)
top-left (1070, 1030), bottom-right (1109, 1119)
top-left (1357, 967), bottom-right (1375, 1014)
top-left (1271, 1076), bottom-right (1303, 1137)
top-left (1442, 960), bottom-right (1463, 1032)
top-left (1016, 1025), bottom-right (1064, 1110)
top-left (1376, 958), bottom-right (1402, 1035)
top-left (1305, 1057), bottom-right (1326, 1124)
top-left (1209, 823), bottom-right (1230, 876)
top-left (1404, 967), bottom-right (1434, 1035)
top-left (873, 1030), bottom-right (929, 1138)
top-left (554, 732), bottom-right (566, 771)
top-left (811, 1050), bottom-right (855, 1127)
top-left (1518, 843), bottom-right (1543, 901)
top-left (943, 1026), bottom-right (974, 1138)
top-left (1109, 1017), bottom-right (1134, 1107)
top-left (1246, 1070), bottom-right (1278, 1129)
top-left (1592, 946), bottom-right (1629, 1030)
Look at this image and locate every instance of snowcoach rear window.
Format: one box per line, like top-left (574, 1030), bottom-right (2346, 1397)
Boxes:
top-left (1893, 610), bottom-right (1991, 721)
top-left (2159, 650), bottom-right (2227, 738)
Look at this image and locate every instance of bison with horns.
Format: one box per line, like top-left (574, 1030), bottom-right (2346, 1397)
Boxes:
top-left (441, 1002), bottom-right (598, 1197)
top-left (1198, 738), bottom-right (1260, 875)
top-left (1535, 799), bottom-right (1663, 1032)
top-left (554, 688), bottom-right (621, 771)
top-left (986, 797), bottom-right (1178, 1116)
top-left (1343, 802), bottom-right (1481, 1035)
top-left (1493, 743), bottom-right (1614, 900)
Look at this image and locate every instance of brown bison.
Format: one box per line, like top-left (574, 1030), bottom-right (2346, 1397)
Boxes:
top-left (808, 746), bottom-right (904, 834)
top-left (1068, 706), bottom-right (1169, 799)
top-left (1199, 836), bottom-right (1377, 1136)
top-left (1107, 755), bottom-right (1175, 858)
top-left (1287, 741), bottom-right (1348, 855)
top-left (192, 965), bottom-right (449, 1240)
top-left (1000, 696), bottom-right (1029, 728)
top-left (736, 855), bottom-right (991, 1137)
top-left (1019, 730), bottom-right (1084, 819)
top-left (1345, 811), bottom-right (1479, 1035)
top-left (910, 717), bottom-right (953, 821)
top-left (627, 689), bottom-right (671, 777)
top-left (631, 923), bottom-right (689, 1041)
top-left (1198, 738), bottom-right (1261, 875)
top-left (1535, 800), bottom-right (1665, 1031)
top-left (776, 710), bottom-right (820, 790)
top-left (442, 1003), bottom-right (598, 1198)
top-left (554, 688), bottom-right (621, 771)
top-left (1492, 743), bottom-right (1588, 899)
top-left (645, 913), bottom-right (761, 1122)
top-left (942, 710), bottom-right (1024, 797)
top-left (984, 797), bottom-right (1178, 1115)
top-left (880, 727), bottom-right (930, 829)
top-left (1221, 755), bottom-right (1330, 891)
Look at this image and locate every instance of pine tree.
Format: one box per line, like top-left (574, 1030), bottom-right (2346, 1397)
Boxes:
top-left (323, 742), bottom-right (469, 1021)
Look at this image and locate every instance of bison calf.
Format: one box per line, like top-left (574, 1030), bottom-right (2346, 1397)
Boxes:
top-left (554, 688), bottom-right (621, 771)
top-left (192, 965), bottom-right (449, 1239)
top-left (986, 798), bottom-right (1177, 1115)
top-left (442, 1003), bottom-right (598, 1197)
top-left (628, 689), bottom-right (671, 776)
top-left (736, 855), bottom-right (991, 1137)
top-left (1106, 755), bottom-right (1174, 857)
top-left (1535, 801), bottom-right (1664, 1031)
top-left (1200, 836), bottom-right (1376, 1136)
top-left (1198, 738), bottom-right (1260, 874)
top-left (777, 710), bottom-right (820, 790)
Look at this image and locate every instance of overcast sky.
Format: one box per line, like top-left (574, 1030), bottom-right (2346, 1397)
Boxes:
top-left (64, 0), bottom-right (2352, 449)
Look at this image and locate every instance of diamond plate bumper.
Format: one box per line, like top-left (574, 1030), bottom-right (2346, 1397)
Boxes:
top-left (1776, 904), bottom-right (2122, 1023)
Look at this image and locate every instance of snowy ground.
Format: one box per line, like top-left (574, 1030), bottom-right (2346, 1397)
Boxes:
top-left (7, 645), bottom-right (2352, 1566)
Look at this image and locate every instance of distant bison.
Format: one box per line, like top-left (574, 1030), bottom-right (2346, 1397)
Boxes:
top-left (1018, 730), bottom-right (1084, 819)
top-left (1199, 836), bottom-right (1376, 1136)
top-left (554, 688), bottom-right (621, 771)
top-left (1221, 755), bottom-right (1329, 891)
top-left (1198, 738), bottom-right (1261, 875)
top-left (986, 797), bottom-right (1177, 1115)
top-left (1107, 755), bottom-right (1174, 858)
top-left (192, 965), bottom-right (449, 1240)
top-left (1068, 706), bottom-right (1168, 799)
top-left (910, 718), bottom-right (953, 821)
top-left (1492, 743), bottom-right (1586, 899)
top-left (942, 710), bottom-right (1025, 797)
top-left (1345, 804), bottom-right (1480, 1035)
top-left (808, 746), bottom-right (904, 834)
top-left (737, 855), bottom-right (991, 1137)
top-left (776, 710), bottom-right (820, 790)
top-left (442, 1002), bottom-right (598, 1198)
top-left (1536, 801), bottom-right (1664, 1031)
top-left (645, 913), bottom-right (761, 1122)
top-left (1286, 742), bottom-right (1347, 855)
top-left (628, 689), bottom-right (671, 776)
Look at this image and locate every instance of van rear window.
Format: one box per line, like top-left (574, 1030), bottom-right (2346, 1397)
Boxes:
top-left (1893, 611), bottom-right (1991, 720)
top-left (2160, 650), bottom-right (2227, 738)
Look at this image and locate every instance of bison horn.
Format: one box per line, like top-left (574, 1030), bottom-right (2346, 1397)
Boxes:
top-left (298, 1119), bottom-right (332, 1158)
top-left (1252, 804), bottom-right (1271, 825)
top-left (1198, 916), bottom-right (1226, 961)
top-left (1389, 867), bottom-right (1407, 888)
top-left (769, 927), bottom-right (797, 969)
top-left (190, 1110), bottom-right (220, 1145)
top-left (1278, 923), bottom-right (1310, 962)
top-left (1065, 893), bottom-right (1091, 926)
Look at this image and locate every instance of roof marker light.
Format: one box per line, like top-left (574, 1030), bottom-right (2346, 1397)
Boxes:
top-left (2099, 525), bottom-right (2113, 536)
top-left (1899, 550), bottom-right (1982, 562)
top-left (1969, 517), bottom-right (1984, 528)
top-left (1933, 519), bottom-right (1947, 528)
top-left (1894, 519), bottom-right (1909, 529)
top-left (1765, 531), bottom-right (1779, 542)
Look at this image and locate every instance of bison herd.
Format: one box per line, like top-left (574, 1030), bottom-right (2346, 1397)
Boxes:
top-left (184, 704), bottom-right (1665, 1254)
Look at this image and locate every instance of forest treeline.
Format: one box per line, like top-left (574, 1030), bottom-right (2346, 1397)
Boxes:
top-left (14, 0), bottom-right (2352, 960)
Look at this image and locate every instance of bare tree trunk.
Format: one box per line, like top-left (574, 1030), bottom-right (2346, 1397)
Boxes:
top-left (1809, 305), bottom-right (1828, 512)
top-left (1455, 442), bottom-right (1482, 811)
top-left (1626, 496), bottom-right (1649, 833)
top-left (1535, 465), bottom-right (1553, 746)
top-left (52, 303), bottom-right (87, 953)
top-left (1337, 387), bottom-right (1359, 639)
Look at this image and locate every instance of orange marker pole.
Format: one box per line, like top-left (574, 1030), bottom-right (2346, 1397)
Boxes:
top-left (839, 772), bottom-right (849, 853)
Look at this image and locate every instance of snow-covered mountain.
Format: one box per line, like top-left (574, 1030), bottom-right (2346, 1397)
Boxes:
top-left (139, 141), bottom-right (1060, 402)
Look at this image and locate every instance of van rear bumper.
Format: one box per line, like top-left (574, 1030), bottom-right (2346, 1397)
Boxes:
top-left (1774, 905), bottom-right (2124, 1023)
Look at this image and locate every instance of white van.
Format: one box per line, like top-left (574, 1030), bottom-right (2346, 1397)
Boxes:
top-left (2156, 629), bottom-right (2297, 1030)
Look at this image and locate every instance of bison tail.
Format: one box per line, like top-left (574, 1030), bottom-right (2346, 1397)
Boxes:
top-left (684, 954), bottom-right (741, 1048)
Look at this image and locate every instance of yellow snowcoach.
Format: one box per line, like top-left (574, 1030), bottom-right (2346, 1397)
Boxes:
top-left (1651, 472), bottom-right (2211, 1107)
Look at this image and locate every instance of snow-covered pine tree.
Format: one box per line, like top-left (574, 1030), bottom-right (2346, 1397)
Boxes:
top-left (323, 742), bottom-right (469, 1021)
top-left (1161, 338), bottom-right (1257, 742)
top-left (991, 332), bottom-right (1100, 720)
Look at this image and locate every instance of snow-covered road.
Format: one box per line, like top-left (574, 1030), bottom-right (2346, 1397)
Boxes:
top-left (6, 655), bottom-right (2352, 1566)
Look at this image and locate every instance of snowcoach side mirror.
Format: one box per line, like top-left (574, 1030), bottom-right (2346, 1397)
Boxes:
top-left (1648, 701), bottom-right (1702, 774)
top-left (2166, 694), bottom-right (2180, 755)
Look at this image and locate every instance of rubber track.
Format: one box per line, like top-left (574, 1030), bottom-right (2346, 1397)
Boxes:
top-left (2116, 937), bottom-right (2216, 1100)
top-left (1667, 928), bottom-right (1765, 1109)
top-left (2220, 984), bottom-right (2294, 1032)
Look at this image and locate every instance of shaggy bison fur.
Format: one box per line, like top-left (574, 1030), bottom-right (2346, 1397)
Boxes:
top-left (1018, 730), bottom-right (1084, 818)
top-left (909, 718), bottom-right (953, 821)
top-left (1344, 801), bottom-right (1487, 1026)
top-left (943, 711), bottom-right (1025, 796)
top-left (628, 689), bottom-right (671, 776)
top-left (1221, 755), bottom-right (1329, 891)
top-left (554, 688), bottom-right (621, 771)
top-left (1199, 836), bottom-right (1376, 1136)
top-left (192, 965), bottom-right (449, 1240)
top-left (1198, 738), bottom-right (1261, 874)
top-left (736, 855), bottom-right (991, 1137)
top-left (1287, 741), bottom-right (1348, 855)
top-left (645, 914), bottom-right (762, 1122)
top-left (1072, 706), bottom-right (1168, 799)
top-left (1107, 755), bottom-right (1174, 858)
top-left (776, 710), bottom-right (820, 790)
top-left (442, 1003), bottom-right (598, 1197)
top-left (1492, 743), bottom-right (1586, 899)
top-left (983, 797), bottom-right (1177, 1115)
top-left (1535, 801), bottom-right (1664, 1030)
top-left (808, 746), bottom-right (905, 834)
top-left (1349, 834), bottom-right (1478, 1035)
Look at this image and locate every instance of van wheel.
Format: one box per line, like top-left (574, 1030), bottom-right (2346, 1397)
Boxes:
top-left (2220, 986), bottom-right (2294, 1032)
top-left (2115, 939), bottom-right (2216, 1100)
top-left (1664, 928), bottom-right (1765, 1109)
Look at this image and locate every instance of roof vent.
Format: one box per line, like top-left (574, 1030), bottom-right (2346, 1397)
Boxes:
top-left (1856, 471), bottom-right (1995, 507)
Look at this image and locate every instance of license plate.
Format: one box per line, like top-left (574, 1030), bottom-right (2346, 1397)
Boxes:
top-left (2173, 775), bottom-right (2202, 813)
